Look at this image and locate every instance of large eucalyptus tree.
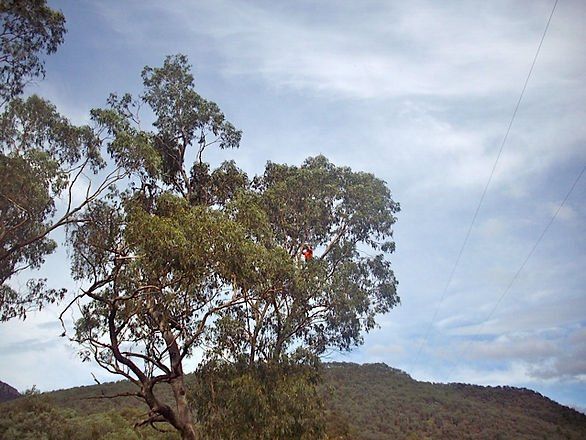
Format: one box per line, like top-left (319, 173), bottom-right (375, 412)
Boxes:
top-left (66, 55), bottom-right (400, 439)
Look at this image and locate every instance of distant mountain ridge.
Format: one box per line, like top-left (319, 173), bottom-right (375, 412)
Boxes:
top-left (2, 363), bottom-right (586, 439)
top-left (0, 380), bottom-right (20, 403)
top-left (323, 362), bottom-right (586, 439)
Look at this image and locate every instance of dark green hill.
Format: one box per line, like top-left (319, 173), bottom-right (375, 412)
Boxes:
top-left (322, 362), bottom-right (586, 439)
top-left (2, 362), bottom-right (585, 439)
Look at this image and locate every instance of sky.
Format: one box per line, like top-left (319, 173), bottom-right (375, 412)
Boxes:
top-left (1, 0), bottom-right (585, 411)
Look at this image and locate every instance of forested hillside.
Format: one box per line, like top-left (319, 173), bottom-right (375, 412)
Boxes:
top-left (2, 363), bottom-right (585, 439)
top-left (322, 363), bottom-right (586, 439)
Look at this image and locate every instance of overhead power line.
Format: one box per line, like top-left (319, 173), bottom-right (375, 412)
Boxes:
top-left (446, 165), bottom-right (585, 381)
top-left (412, 0), bottom-right (559, 367)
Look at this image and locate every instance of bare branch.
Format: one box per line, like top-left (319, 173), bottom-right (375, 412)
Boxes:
top-left (180, 294), bottom-right (247, 360)
top-left (319, 222), bottom-right (348, 260)
top-left (66, 157), bottom-right (90, 215)
top-left (107, 304), bottom-right (148, 383)
top-left (134, 412), bottom-right (168, 429)
top-left (122, 351), bottom-right (171, 375)
top-left (82, 391), bottom-right (143, 401)
top-left (58, 290), bottom-right (86, 335)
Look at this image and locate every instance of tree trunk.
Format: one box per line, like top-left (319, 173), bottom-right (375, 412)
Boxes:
top-left (171, 375), bottom-right (197, 440)
top-left (180, 424), bottom-right (198, 440)
top-left (159, 324), bottom-right (198, 438)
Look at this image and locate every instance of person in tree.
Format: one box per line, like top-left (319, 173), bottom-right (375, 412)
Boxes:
top-left (301, 243), bottom-right (313, 261)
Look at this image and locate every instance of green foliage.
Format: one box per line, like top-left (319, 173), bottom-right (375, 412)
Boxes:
top-left (0, 393), bottom-right (178, 439)
top-left (89, 94), bottom-right (160, 177)
top-left (0, 95), bottom-right (104, 320)
top-left (64, 55), bottom-right (255, 439)
top-left (208, 155), bottom-right (400, 363)
top-left (0, 0), bottom-right (66, 104)
top-left (256, 155), bottom-right (398, 250)
top-left (0, 2), bottom-right (117, 321)
top-left (142, 54), bottom-right (241, 154)
top-left (191, 355), bottom-right (325, 440)
top-left (0, 11), bottom-right (400, 431)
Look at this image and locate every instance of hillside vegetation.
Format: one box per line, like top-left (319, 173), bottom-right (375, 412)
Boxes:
top-left (323, 363), bottom-right (586, 439)
top-left (1, 363), bottom-right (585, 439)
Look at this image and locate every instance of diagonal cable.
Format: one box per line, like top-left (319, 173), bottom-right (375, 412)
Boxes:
top-left (445, 165), bottom-right (585, 381)
top-left (412, 0), bottom-right (559, 366)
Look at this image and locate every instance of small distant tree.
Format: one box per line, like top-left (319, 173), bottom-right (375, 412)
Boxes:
top-left (66, 55), bottom-right (400, 439)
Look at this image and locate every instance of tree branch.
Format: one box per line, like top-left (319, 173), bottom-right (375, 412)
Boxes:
top-left (319, 223), bottom-right (348, 260)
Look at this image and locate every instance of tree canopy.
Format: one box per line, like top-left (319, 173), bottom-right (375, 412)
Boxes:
top-left (0, 4), bottom-right (401, 431)
top-left (0, 1), bottom-right (130, 321)
top-left (63, 55), bottom-right (400, 439)
top-left (1, 3), bottom-right (400, 439)
top-left (0, 94), bottom-right (110, 320)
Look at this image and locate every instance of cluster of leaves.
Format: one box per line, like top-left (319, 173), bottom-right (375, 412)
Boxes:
top-left (0, 0), bottom-right (66, 104)
top-left (0, 94), bottom-right (107, 320)
top-left (0, 1), bottom-right (120, 321)
top-left (207, 156), bottom-right (400, 364)
top-left (190, 354), bottom-right (325, 439)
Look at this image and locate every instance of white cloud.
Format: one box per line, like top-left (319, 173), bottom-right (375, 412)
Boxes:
top-left (450, 296), bottom-right (586, 336)
top-left (464, 333), bottom-right (559, 362)
top-left (529, 327), bottom-right (586, 381)
top-left (366, 343), bottom-right (406, 358)
top-left (478, 217), bottom-right (508, 239)
top-left (548, 202), bottom-right (577, 222)
top-left (73, 0), bottom-right (586, 197)
top-left (449, 362), bottom-right (535, 386)
top-left (152, 0), bottom-right (586, 100)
